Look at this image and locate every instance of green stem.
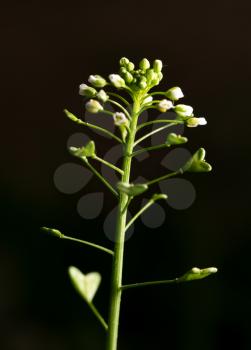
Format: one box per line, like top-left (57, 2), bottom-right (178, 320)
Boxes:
top-left (93, 155), bottom-right (124, 175)
top-left (83, 158), bottom-right (119, 197)
top-left (149, 91), bottom-right (167, 97)
top-left (64, 109), bottom-right (122, 143)
top-left (106, 97), bottom-right (141, 350)
top-left (107, 99), bottom-right (131, 120)
top-left (108, 92), bottom-right (130, 106)
top-left (146, 169), bottom-right (183, 186)
top-left (132, 143), bottom-right (167, 157)
top-left (121, 278), bottom-right (178, 291)
top-left (88, 302), bottom-right (108, 331)
top-left (125, 199), bottom-right (154, 231)
top-left (134, 123), bottom-right (179, 146)
top-left (137, 119), bottom-right (183, 131)
top-left (62, 234), bottom-right (114, 256)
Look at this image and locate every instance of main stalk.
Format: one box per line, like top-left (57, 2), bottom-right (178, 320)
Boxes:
top-left (106, 98), bottom-right (141, 350)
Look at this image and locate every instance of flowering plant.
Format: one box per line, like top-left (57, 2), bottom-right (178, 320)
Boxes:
top-left (42, 57), bottom-right (217, 350)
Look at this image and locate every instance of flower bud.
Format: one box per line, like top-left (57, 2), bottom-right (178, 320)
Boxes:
top-left (96, 89), bottom-right (109, 103)
top-left (179, 267), bottom-right (218, 282)
top-left (143, 96), bottom-right (153, 104)
top-left (85, 99), bottom-right (103, 113)
top-left (88, 75), bottom-right (107, 88)
top-left (124, 72), bottom-right (133, 84)
top-left (139, 58), bottom-right (150, 70)
top-left (139, 81), bottom-right (147, 89)
top-left (158, 72), bottom-right (163, 81)
top-left (165, 87), bottom-right (184, 101)
top-left (157, 99), bottom-right (174, 113)
top-left (146, 69), bottom-right (155, 81)
top-left (153, 59), bottom-right (163, 73)
top-left (120, 57), bottom-right (130, 66)
top-left (109, 74), bottom-right (126, 88)
top-left (166, 133), bottom-right (188, 145)
top-left (186, 117), bottom-right (207, 127)
top-left (127, 61), bottom-right (135, 72)
top-left (113, 112), bottom-right (128, 126)
top-left (174, 104), bottom-right (193, 117)
top-left (79, 84), bottom-right (97, 98)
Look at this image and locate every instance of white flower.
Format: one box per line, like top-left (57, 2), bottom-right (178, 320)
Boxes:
top-left (79, 84), bottom-right (97, 97)
top-left (96, 89), bottom-right (109, 103)
top-left (88, 75), bottom-right (107, 88)
top-left (85, 99), bottom-right (103, 113)
top-left (157, 99), bottom-right (174, 113)
top-left (174, 104), bottom-right (193, 117)
top-left (187, 117), bottom-right (207, 127)
top-left (109, 74), bottom-right (126, 88)
top-left (113, 112), bottom-right (128, 126)
top-left (165, 87), bottom-right (184, 101)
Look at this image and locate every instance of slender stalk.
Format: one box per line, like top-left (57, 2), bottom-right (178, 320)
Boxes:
top-left (132, 143), bottom-right (167, 157)
top-left (62, 234), bottom-right (114, 256)
top-left (83, 158), bottom-right (119, 197)
top-left (147, 169), bottom-right (182, 186)
top-left (121, 278), bottom-right (178, 291)
top-left (64, 109), bottom-right (122, 143)
top-left (106, 98), bottom-right (141, 350)
top-left (108, 92), bottom-right (130, 106)
top-left (108, 99), bottom-right (131, 120)
top-left (125, 199), bottom-right (154, 231)
top-left (137, 119), bottom-right (183, 131)
top-left (88, 302), bottom-right (108, 331)
top-left (134, 123), bottom-right (177, 146)
top-left (93, 155), bottom-right (124, 175)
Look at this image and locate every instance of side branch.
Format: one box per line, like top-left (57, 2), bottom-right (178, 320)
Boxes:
top-left (121, 279), bottom-right (178, 290)
top-left (146, 169), bottom-right (183, 186)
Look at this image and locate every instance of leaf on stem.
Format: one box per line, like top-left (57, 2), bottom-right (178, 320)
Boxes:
top-left (182, 148), bottom-right (212, 173)
top-left (117, 182), bottom-right (148, 197)
top-left (68, 266), bottom-right (101, 303)
top-left (178, 267), bottom-right (218, 282)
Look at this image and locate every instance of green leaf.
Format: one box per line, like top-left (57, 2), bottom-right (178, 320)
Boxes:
top-left (68, 266), bottom-right (101, 303)
top-left (166, 133), bottom-right (188, 146)
top-left (117, 182), bottom-right (148, 197)
top-left (179, 267), bottom-right (218, 282)
top-left (69, 140), bottom-right (96, 158)
top-left (182, 148), bottom-right (212, 172)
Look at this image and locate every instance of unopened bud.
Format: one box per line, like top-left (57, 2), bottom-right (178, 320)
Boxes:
top-left (109, 74), bottom-right (126, 88)
top-left (120, 57), bottom-right (130, 66)
top-left (85, 99), bottom-right (103, 113)
top-left (153, 59), bottom-right (163, 73)
top-left (174, 104), bottom-right (193, 117)
top-left (157, 99), bottom-right (174, 113)
top-left (124, 72), bottom-right (133, 84)
top-left (127, 62), bottom-right (135, 72)
top-left (165, 87), bottom-right (184, 101)
top-left (88, 75), bottom-right (107, 88)
top-left (79, 84), bottom-right (97, 98)
top-left (96, 89), bottom-right (109, 103)
top-left (139, 58), bottom-right (150, 70)
top-left (186, 117), bottom-right (207, 128)
top-left (143, 96), bottom-right (153, 104)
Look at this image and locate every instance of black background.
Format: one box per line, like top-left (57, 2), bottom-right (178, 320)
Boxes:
top-left (1, 0), bottom-right (251, 349)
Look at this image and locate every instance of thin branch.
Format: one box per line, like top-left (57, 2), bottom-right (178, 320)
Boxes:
top-left (108, 92), bottom-right (130, 106)
top-left (64, 109), bottom-right (122, 143)
top-left (88, 302), bottom-right (108, 331)
top-left (134, 123), bottom-right (177, 146)
top-left (146, 169), bottom-right (182, 186)
top-left (93, 155), bottom-right (124, 175)
top-left (121, 278), bottom-right (178, 291)
top-left (125, 199), bottom-right (154, 231)
top-left (132, 143), bottom-right (167, 157)
top-left (63, 235), bottom-right (114, 256)
top-left (137, 119), bottom-right (183, 132)
top-left (107, 99), bottom-right (131, 120)
top-left (83, 158), bottom-right (119, 197)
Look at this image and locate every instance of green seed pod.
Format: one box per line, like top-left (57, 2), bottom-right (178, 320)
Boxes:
top-left (166, 133), bottom-right (188, 146)
top-left (139, 58), bottom-right (150, 71)
top-left (182, 148), bottom-right (212, 173)
top-left (153, 59), bottom-right (163, 73)
top-left (119, 57), bottom-right (129, 66)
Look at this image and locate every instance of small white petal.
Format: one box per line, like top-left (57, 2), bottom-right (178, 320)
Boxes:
top-left (198, 117), bottom-right (207, 125)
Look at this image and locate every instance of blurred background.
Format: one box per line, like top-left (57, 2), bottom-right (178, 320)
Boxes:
top-left (1, 0), bottom-right (251, 349)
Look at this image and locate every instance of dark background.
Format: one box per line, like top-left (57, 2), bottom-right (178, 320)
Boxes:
top-left (1, 0), bottom-right (251, 349)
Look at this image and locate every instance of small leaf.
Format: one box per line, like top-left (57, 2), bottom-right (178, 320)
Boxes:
top-left (68, 266), bottom-right (101, 303)
top-left (117, 182), bottom-right (148, 197)
top-left (151, 193), bottom-right (168, 201)
top-left (166, 133), bottom-right (188, 146)
top-left (69, 140), bottom-right (96, 158)
top-left (179, 267), bottom-right (218, 282)
top-left (182, 148), bottom-right (212, 173)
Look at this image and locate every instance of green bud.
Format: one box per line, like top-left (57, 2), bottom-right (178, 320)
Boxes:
top-left (79, 84), bottom-right (97, 98)
top-left (109, 74), bottom-right (126, 88)
top-left (158, 72), bottom-right (163, 81)
top-left (85, 99), bottom-right (103, 113)
top-left (96, 89), bottom-right (109, 103)
top-left (68, 266), bottom-right (101, 303)
top-left (166, 133), bottom-right (188, 146)
top-left (146, 69), bottom-right (155, 81)
top-left (165, 87), bottom-right (184, 101)
top-left (41, 227), bottom-right (63, 238)
top-left (139, 58), bottom-right (150, 70)
top-left (124, 72), bottom-right (133, 84)
top-left (120, 57), bottom-right (130, 66)
top-left (153, 59), bottom-right (163, 73)
top-left (127, 61), bottom-right (135, 72)
top-left (88, 75), bottom-right (107, 88)
top-left (182, 148), bottom-right (212, 173)
top-left (117, 182), bottom-right (148, 197)
top-left (174, 104), bottom-right (193, 118)
top-left (186, 117), bottom-right (207, 128)
top-left (69, 140), bottom-right (96, 158)
top-left (179, 267), bottom-right (218, 282)
top-left (139, 81), bottom-right (147, 89)
top-left (120, 67), bottom-right (128, 75)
